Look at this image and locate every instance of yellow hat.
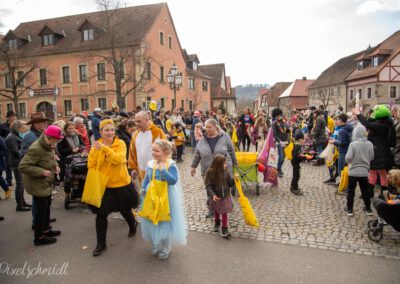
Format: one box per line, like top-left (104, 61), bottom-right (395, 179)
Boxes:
top-left (100, 119), bottom-right (115, 130)
top-left (149, 100), bottom-right (157, 111)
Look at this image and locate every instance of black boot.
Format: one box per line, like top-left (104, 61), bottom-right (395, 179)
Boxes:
top-left (93, 242), bottom-right (106, 256)
top-left (128, 220), bottom-right (138, 238)
top-left (214, 220), bottom-right (221, 232)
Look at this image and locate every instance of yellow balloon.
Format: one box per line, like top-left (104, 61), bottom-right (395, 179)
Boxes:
top-left (149, 100), bottom-right (157, 111)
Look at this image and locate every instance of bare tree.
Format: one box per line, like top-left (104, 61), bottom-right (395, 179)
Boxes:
top-left (312, 88), bottom-right (339, 110)
top-left (87, 0), bottom-right (153, 111)
top-left (0, 42), bottom-right (38, 117)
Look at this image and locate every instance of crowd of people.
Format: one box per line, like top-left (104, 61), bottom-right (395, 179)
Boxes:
top-left (1, 101), bottom-right (400, 258)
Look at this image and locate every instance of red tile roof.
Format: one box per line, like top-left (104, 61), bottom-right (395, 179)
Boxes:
top-left (263, 82), bottom-right (291, 106)
top-left (347, 30), bottom-right (400, 81)
top-left (2, 3), bottom-right (165, 57)
top-left (291, 79), bottom-right (315, 97)
top-left (198, 63), bottom-right (236, 100)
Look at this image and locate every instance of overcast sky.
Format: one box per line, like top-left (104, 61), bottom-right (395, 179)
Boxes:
top-left (1, 0), bottom-right (400, 86)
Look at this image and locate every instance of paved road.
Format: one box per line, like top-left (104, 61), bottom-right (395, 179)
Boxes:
top-left (38, 149), bottom-right (399, 259)
top-left (0, 200), bottom-right (399, 284)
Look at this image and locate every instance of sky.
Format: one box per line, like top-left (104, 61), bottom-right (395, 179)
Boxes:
top-left (1, 0), bottom-right (400, 87)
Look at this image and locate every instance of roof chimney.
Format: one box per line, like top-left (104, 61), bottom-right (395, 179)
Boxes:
top-left (27, 35), bottom-right (31, 42)
top-left (302, 76), bottom-right (307, 80)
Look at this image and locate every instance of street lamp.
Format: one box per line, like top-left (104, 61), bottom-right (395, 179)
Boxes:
top-left (53, 86), bottom-right (59, 120)
top-left (167, 64), bottom-right (182, 110)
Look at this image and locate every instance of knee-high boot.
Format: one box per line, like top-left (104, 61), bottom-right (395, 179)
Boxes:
top-left (93, 215), bottom-right (107, 256)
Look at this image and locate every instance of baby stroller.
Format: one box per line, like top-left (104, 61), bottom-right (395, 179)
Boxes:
top-left (367, 198), bottom-right (400, 242)
top-left (63, 154), bottom-right (88, 209)
top-left (234, 152), bottom-right (260, 195)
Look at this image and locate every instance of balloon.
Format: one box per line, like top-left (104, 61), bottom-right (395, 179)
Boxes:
top-left (258, 163), bottom-right (265, 172)
top-left (149, 100), bottom-right (157, 111)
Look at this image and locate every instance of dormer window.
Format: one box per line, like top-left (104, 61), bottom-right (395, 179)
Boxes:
top-left (372, 57), bottom-right (379, 67)
top-left (357, 61), bottom-right (364, 70)
top-left (43, 34), bottom-right (54, 46)
top-left (8, 39), bottom-right (18, 50)
top-left (83, 29), bottom-right (94, 41)
top-left (192, 61), bottom-right (197, 71)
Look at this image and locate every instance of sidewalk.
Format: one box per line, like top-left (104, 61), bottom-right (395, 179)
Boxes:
top-left (0, 199), bottom-right (399, 284)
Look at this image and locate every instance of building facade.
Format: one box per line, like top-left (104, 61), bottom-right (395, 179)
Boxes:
top-left (0, 3), bottom-right (215, 119)
top-left (278, 78), bottom-right (314, 118)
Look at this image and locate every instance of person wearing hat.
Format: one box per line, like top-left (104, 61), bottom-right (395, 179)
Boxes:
top-left (19, 125), bottom-right (63, 246)
top-left (20, 112), bottom-right (52, 229)
top-left (0, 110), bottom-right (17, 186)
top-left (91, 108), bottom-right (103, 141)
top-left (290, 130), bottom-right (306, 195)
top-left (355, 105), bottom-right (395, 198)
top-left (86, 119), bottom-right (138, 256)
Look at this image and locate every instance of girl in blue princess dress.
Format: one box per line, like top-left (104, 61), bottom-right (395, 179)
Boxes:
top-left (140, 139), bottom-right (187, 259)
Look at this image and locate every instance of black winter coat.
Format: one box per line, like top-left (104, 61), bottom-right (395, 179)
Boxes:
top-left (116, 127), bottom-right (131, 159)
top-left (57, 135), bottom-right (85, 161)
top-left (5, 130), bottom-right (22, 168)
top-left (357, 114), bottom-right (394, 170)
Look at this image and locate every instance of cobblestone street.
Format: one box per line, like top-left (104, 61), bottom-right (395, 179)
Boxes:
top-left (3, 148), bottom-right (400, 260)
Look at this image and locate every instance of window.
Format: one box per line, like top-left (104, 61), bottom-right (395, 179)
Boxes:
top-left (357, 61), bottom-right (363, 71)
top-left (6, 103), bottom-right (13, 112)
top-left (19, 103), bottom-right (26, 118)
top-left (42, 34), bottom-right (54, 46)
top-left (168, 36), bottom-right (172, 49)
top-left (79, 65), bottom-right (88, 82)
top-left (5, 73), bottom-right (12, 88)
top-left (81, 99), bottom-right (89, 111)
top-left (336, 87), bottom-right (340, 96)
top-left (202, 81), bottom-right (208, 91)
top-left (189, 100), bottom-right (193, 111)
top-left (98, 98), bottom-right (107, 110)
top-left (146, 62), bottom-right (151, 80)
top-left (192, 61), bottom-right (197, 71)
top-left (390, 86), bottom-right (397, 99)
top-left (17, 71), bottom-right (24, 87)
top-left (64, 100), bottom-right (72, 116)
top-left (97, 63), bottom-right (106, 80)
top-left (8, 39), bottom-right (17, 50)
top-left (181, 99), bottom-right (184, 109)
top-left (39, 69), bottom-right (47, 85)
top-left (62, 66), bottom-right (70, 84)
top-left (83, 29), bottom-right (94, 41)
top-left (367, 87), bottom-right (372, 99)
top-left (372, 57), bottom-right (379, 67)
top-left (159, 66), bottom-right (164, 82)
top-left (160, 32), bottom-right (164, 46)
top-left (189, 78), bottom-right (195, 90)
top-left (161, 98), bottom-right (165, 108)
top-left (349, 89), bottom-right (354, 101)
top-left (358, 89), bottom-right (362, 99)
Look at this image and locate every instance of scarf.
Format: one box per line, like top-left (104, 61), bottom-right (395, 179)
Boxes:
top-left (66, 134), bottom-right (79, 149)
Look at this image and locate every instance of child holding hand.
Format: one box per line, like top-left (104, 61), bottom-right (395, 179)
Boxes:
top-left (139, 140), bottom-right (187, 259)
top-left (205, 154), bottom-right (235, 238)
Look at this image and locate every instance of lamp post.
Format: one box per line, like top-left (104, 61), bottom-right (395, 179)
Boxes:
top-left (53, 86), bottom-right (59, 120)
top-left (166, 64), bottom-right (182, 111)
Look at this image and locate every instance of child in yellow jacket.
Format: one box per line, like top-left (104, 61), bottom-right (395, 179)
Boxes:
top-left (173, 123), bottom-right (185, 162)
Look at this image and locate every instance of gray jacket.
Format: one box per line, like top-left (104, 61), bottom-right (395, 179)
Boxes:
top-left (191, 131), bottom-right (237, 176)
top-left (345, 125), bottom-right (374, 177)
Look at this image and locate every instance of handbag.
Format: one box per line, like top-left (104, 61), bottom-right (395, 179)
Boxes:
top-left (284, 131), bottom-right (293, 160)
top-left (138, 161), bottom-right (171, 225)
top-left (81, 152), bottom-right (109, 208)
top-left (234, 175), bottom-right (259, 228)
top-left (338, 165), bottom-right (349, 193)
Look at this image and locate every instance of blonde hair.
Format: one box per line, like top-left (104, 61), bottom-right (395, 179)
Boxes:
top-left (153, 139), bottom-right (173, 154)
top-left (388, 169), bottom-right (400, 188)
top-left (53, 120), bottom-right (66, 129)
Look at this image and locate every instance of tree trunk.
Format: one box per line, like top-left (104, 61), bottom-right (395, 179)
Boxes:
top-left (13, 97), bottom-right (20, 118)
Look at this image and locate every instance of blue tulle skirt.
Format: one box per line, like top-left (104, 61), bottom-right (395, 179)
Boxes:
top-left (139, 175), bottom-right (187, 247)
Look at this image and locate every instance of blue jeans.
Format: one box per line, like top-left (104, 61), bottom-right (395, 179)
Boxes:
top-left (338, 153), bottom-right (346, 177)
top-left (276, 143), bottom-right (285, 172)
